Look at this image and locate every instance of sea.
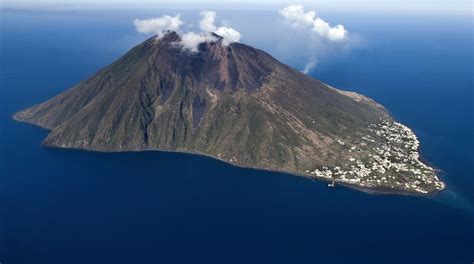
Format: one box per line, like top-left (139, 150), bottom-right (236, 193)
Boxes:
top-left (0, 6), bottom-right (473, 264)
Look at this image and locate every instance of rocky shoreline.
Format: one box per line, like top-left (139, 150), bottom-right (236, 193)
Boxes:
top-left (14, 114), bottom-right (443, 196)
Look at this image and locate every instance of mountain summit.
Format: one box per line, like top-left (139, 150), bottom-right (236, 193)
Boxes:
top-left (14, 32), bottom-right (444, 194)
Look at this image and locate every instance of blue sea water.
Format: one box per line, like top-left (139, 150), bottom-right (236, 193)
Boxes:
top-left (0, 7), bottom-right (473, 264)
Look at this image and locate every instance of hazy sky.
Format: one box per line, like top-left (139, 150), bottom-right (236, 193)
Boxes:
top-left (1, 0), bottom-right (472, 15)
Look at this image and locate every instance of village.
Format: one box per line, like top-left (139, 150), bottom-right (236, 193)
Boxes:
top-left (306, 120), bottom-right (445, 194)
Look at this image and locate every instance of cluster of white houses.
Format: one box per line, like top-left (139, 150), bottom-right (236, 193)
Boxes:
top-left (306, 120), bottom-right (445, 194)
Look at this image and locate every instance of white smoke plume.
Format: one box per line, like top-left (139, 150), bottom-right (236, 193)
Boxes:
top-left (198, 10), bottom-right (242, 45)
top-left (214, 27), bottom-right (242, 45)
top-left (177, 10), bottom-right (241, 52)
top-left (279, 5), bottom-right (349, 74)
top-left (134, 11), bottom-right (241, 52)
top-left (279, 5), bottom-right (347, 42)
top-left (134, 15), bottom-right (184, 38)
top-left (180, 32), bottom-right (217, 52)
top-left (301, 60), bottom-right (317, 74)
top-left (199, 10), bottom-right (217, 32)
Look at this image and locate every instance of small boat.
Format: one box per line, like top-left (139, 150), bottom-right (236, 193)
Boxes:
top-left (328, 179), bottom-right (336, 187)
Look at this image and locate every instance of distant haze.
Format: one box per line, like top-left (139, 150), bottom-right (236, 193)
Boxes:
top-left (1, 0), bottom-right (472, 15)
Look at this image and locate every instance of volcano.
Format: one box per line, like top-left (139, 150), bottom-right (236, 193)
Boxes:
top-left (14, 31), bottom-right (445, 194)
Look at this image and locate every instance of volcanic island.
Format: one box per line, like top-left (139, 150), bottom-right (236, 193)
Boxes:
top-left (14, 32), bottom-right (445, 195)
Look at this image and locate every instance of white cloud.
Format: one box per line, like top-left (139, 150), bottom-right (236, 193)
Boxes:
top-left (280, 4), bottom-right (347, 42)
top-left (177, 10), bottom-right (242, 51)
top-left (180, 32), bottom-right (217, 52)
top-left (279, 4), bottom-right (349, 74)
top-left (199, 10), bottom-right (217, 32)
top-left (215, 27), bottom-right (241, 45)
top-left (134, 11), bottom-right (241, 52)
top-left (199, 10), bottom-right (242, 45)
top-left (134, 14), bottom-right (184, 37)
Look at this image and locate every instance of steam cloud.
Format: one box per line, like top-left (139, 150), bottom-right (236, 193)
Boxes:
top-left (279, 5), bottom-right (347, 42)
top-left (180, 11), bottom-right (241, 51)
top-left (198, 11), bottom-right (241, 45)
top-left (133, 7), bottom-right (347, 73)
top-left (279, 4), bottom-right (349, 74)
top-left (179, 32), bottom-right (216, 52)
top-left (301, 61), bottom-right (317, 74)
top-left (134, 15), bottom-right (184, 37)
top-left (134, 11), bottom-right (241, 52)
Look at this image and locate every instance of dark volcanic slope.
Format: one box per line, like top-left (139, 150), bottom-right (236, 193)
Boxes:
top-left (14, 32), bottom-right (444, 194)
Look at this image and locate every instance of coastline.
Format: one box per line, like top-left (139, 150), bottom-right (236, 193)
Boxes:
top-left (12, 114), bottom-right (443, 197)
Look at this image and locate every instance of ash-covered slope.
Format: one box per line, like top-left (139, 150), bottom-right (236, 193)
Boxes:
top-left (14, 31), bottom-right (444, 194)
